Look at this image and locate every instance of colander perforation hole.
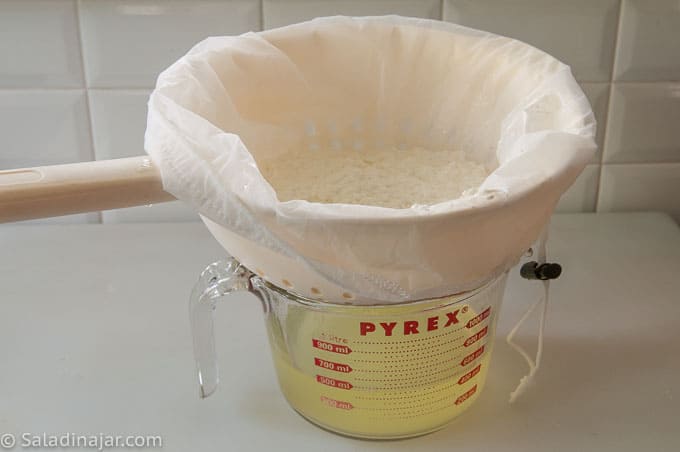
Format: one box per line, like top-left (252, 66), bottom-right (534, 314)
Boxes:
top-left (282, 279), bottom-right (294, 289)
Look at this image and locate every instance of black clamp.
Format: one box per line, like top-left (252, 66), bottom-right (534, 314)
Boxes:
top-left (520, 261), bottom-right (562, 280)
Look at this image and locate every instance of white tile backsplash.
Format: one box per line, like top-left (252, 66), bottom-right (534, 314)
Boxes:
top-left (443, 0), bottom-right (620, 82)
top-left (580, 83), bottom-right (610, 163)
top-left (263, 0), bottom-right (440, 28)
top-left (604, 83), bottom-right (680, 164)
top-left (0, 0), bottom-right (83, 88)
top-left (614, 0), bottom-right (680, 82)
top-left (556, 165), bottom-right (600, 213)
top-left (0, 90), bottom-right (93, 170)
top-left (79, 0), bottom-right (261, 88)
top-left (1, 0), bottom-right (679, 224)
top-left (598, 164), bottom-right (680, 222)
top-left (89, 89), bottom-right (151, 160)
top-left (88, 89), bottom-right (198, 221)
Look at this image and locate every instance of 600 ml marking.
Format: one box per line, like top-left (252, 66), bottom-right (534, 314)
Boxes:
top-left (316, 375), bottom-right (353, 390)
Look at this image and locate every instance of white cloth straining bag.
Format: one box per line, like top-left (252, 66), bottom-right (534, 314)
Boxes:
top-left (145, 16), bottom-right (596, 304)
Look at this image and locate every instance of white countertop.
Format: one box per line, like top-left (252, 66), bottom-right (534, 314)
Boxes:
top-left (1, 213), bottom-right (679, 452)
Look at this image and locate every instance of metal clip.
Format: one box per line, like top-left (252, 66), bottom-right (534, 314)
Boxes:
top-left (520, 261), bottom-right (562, 280)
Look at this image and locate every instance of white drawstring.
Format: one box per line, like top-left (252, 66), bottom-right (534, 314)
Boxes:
top-left (507, 228), bottom-right (551, 403)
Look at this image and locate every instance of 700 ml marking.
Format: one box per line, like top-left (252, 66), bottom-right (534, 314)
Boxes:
top-left (315, 357), bottom-right (353, 373)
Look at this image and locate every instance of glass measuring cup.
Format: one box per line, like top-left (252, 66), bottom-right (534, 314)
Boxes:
top-left (190, 257), bottom-right (508, 439)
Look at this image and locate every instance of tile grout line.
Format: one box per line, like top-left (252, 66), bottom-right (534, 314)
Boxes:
top-left (596, 0), bottom-right (625, 213)
top-left (439, 0), bottom-right (444, 20)
top-left (259, 0), bottom-right (265, 30)
top-left (74, 0), bottom-right (102, 224)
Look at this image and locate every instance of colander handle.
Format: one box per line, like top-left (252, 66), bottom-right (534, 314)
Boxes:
top-left (0, 156), bottom-right (175, 223)
top-left (189, 258), bottom-right (254, 398)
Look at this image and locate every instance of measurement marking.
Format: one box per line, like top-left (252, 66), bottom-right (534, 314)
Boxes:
top-left (458, 364), bottom-right (482, 385)
top-left (353, 365), bottom-right (472, 390)
top-left (463, 326), bottom-right (488, 347)
top-left (354, 343), bottom-right (465, 356)
top-left (316, 375), bottom-right (353, 390)
top-left (354, 364), bottom-right (468, 383)
top-left (384, 335), bottom-right (466, 351)
top-left (367, 402), bottom-right (454, 420)
top-left (352, 340), bottom-right (488, 364)
top-left (354, 336), bottom-right (464, 354)
top-left (355, 379), bottom-right (460, 391)
top-left (314, 357), bottom-right (352, 373)
top-left (366, 387), bottom-right (479, 420)
top-left (320, 396), bottom-right (354, 410)
top-left (461, 345), bottom-right (485, 366)
top-left (466, 307), bottom-right (492, 329)
top-left (358, 394), bottom-right (454, 411)
top-left (354, 381), bottom-right (460, 401)
top-left (354, 353), bottom-right (466, 373)
top-left (383, 392), bottom-right (452, 405)
top-left (455, 384), bottom-right (478, 405)
top-left (312, 339), bottom-right (352, 355)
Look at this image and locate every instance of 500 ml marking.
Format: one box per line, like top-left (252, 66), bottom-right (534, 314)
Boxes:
top-left (316, 375), bottom-right (353, 390)
top-left (315, 357), bottom-right (353, 373)
top-left (320, 396), bottom-right (354, 410)
top-left (455, 384), bottom-right (478, 405)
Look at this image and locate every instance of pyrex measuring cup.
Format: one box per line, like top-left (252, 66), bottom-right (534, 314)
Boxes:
top-left (190, 257), bottom-right (508, 439)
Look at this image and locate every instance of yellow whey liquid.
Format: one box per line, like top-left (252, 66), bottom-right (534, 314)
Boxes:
top-left (262, 281), bottom-right (503, 439)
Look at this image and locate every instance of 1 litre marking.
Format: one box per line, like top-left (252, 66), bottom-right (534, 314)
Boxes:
top-left (466, 307), bottom-right (491, 329)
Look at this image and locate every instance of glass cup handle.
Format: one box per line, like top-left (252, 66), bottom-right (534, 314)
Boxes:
top-left (189, 257), bottom-right (252, 398)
